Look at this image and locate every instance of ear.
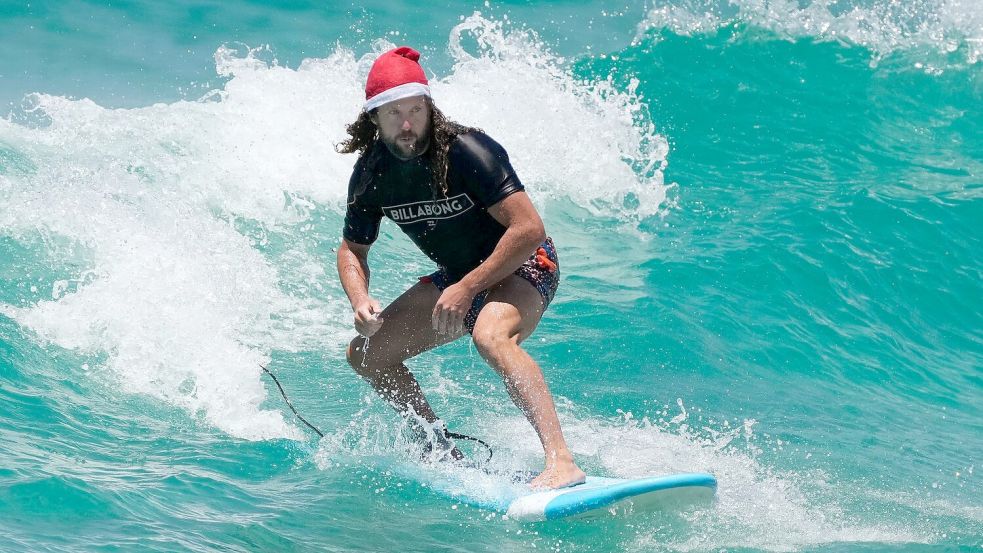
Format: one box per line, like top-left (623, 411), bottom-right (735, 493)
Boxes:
top-left (368, 109), bottom-right (378, 125)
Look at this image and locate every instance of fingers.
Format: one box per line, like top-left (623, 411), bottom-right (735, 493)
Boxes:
top-left (356, 305), bottom-right (378, 324)
top-left (355, 300), bottom-right (385, 337)
top-left (432, 285), bottom-right (474, 335)
top-left (451, 310), bottom-right (464, 335)
top-left (355, 318), bottom-right (382, 338)
top-left (431, 304), bottom-right (445, 334)
top-left (361, 318), bottom-right (384, 337)
top-left (432, 303), bottom-right (465, 335)
top-left (451, 309), bottom-right (464, 335)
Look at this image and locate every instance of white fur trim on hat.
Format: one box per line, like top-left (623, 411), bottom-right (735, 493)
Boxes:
top-left (363, 82), bottom-right (432, 112)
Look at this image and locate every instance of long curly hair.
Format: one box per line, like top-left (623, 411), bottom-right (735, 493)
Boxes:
top-left (336, 98), bottom-right (479, 202)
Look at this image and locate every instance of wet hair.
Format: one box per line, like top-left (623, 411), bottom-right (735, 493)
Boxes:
top-left (336, 97), bottom-right (480, 202)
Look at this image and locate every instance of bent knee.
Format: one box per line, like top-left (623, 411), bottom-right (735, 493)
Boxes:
top-left (472, 326), bottom-right (517, 362)
top-left (347, 335), bottom-right (404, 377)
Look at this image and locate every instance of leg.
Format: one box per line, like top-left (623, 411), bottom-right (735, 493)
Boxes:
top-left (346, 280), bottom-right (464, 425)
top-left (471, 275), bottom-right (586, 489)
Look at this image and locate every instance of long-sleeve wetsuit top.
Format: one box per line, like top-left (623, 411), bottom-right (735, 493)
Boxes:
top-left (343, 131), bottom-right (525, 282)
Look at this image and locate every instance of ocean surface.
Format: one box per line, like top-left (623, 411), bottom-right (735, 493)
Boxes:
top-left (1, 1), bottom-right (981, 551)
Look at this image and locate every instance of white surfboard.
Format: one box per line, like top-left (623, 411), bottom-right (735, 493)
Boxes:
top-left (458, 472), bottom-right (717, 522)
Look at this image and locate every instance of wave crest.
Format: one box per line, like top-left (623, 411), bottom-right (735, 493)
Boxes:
top-left (639, 0), bottom-right (983, 67)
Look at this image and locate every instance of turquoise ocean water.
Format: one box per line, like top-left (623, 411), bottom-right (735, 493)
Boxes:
top-left (1, 1), bottom-right (981, 551)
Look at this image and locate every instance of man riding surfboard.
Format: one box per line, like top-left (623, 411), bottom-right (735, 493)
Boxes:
top-left (336, 46), bottom-right (585, 490)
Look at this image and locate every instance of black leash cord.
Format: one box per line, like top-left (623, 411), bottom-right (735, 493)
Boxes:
top-left (446, 431), bottom-right (493, 464)
top-left (260, 364), bottom-right (494, 463)
top-left (260, 364), bottom-right (324, 438)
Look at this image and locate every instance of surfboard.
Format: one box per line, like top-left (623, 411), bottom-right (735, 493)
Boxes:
top-left (464, 472), bottom-right (717, 522)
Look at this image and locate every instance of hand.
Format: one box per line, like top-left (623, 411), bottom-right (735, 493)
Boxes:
top-left (353, 298), bottom-right (384, 337)
top-left (432, 283), bottom-right (475, 335)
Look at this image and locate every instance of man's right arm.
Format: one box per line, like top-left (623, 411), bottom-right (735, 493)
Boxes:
top-left (337, 238), bottom-right (384, 336)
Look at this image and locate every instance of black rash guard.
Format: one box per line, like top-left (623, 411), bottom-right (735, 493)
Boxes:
top-left (343, 131), bottom-right (525, 281)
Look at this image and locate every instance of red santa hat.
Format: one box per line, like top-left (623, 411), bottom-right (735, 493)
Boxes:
top-left (363, 46), bottom-right (431, 112)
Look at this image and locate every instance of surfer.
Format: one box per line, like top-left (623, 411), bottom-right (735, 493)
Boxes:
top-left (336, 46), bottom-right (586, 490)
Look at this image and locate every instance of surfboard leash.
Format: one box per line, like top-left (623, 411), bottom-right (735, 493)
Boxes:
top-left (260, 364), bottom-right (325, 438)
top-left (446, 431), bottom-right (493, 464)
top-left (260, 364), bottom-right (493, 463)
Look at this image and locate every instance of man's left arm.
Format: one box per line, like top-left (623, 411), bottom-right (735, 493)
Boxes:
top-left (431, 191), bottom-right (545, 334)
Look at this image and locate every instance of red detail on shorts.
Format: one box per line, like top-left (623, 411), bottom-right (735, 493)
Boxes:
top-left (534, 247), bottom-right (557, 273)
top-left (418, 275), bottom-right (433, 283)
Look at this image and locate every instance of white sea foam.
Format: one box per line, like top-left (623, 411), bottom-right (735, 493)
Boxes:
top-left (485, 409), bottom-right (928, 550)
top-left (442, 14), bottom-right (668, 218)
top-left (638, 0), bottom-right (983, 66)
top-left (0, 14), bottom-right (666, 440)
top-left (312, 396), bottom-right (931, 550)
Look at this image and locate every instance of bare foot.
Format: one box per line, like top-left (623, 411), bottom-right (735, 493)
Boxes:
top-left (529, 459), bottom-right (586, 490)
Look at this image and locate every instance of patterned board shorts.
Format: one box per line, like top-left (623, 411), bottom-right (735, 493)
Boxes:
top-left (419, 237), bottom-right (560, 334)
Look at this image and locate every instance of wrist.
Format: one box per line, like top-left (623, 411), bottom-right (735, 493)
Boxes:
top-left (350, 296), bottom-right (369, 311)
top-left (455, 276), bottom-right (481, 296)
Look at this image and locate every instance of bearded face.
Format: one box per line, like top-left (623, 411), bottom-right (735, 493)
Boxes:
top-left (372, 95), bottom-right (432, 160)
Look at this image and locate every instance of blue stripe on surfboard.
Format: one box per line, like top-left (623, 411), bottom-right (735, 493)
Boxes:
top-left (541, 472), bottom-right (717, 520)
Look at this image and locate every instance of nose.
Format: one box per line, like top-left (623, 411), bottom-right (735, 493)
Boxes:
top-left (401, 119), bottom-right (412, 131)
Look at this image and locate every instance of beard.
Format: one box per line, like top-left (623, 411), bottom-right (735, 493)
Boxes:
top-left (380, 129), bottom-right (431, 160)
